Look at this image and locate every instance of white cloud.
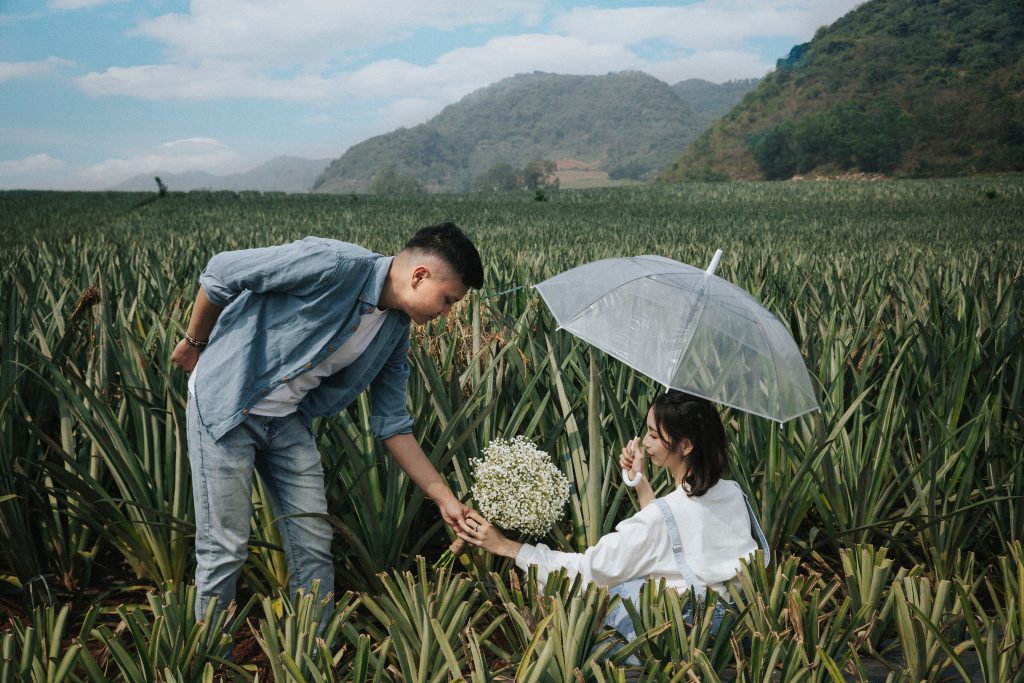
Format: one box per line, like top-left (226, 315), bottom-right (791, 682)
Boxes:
top-left (78, 32), bottom-right (638, 104)
top-left (74, 0), bottom-right (550, 102)
top-left (71, 0), bottom-right (868, 108)
top-left (345, 34), bottom-right (640, 101)
top-left (135, 0), bottom-right (545, 67)
top-left (76, 137), bottom-right (247, 187)
top-left (49, 0), bottom-right (123, 9)
top-left (553, 1), bottom-right (866, 50)
top-left (0, 57), bottom-right (76, 83)
top-left (642, 49), bottom-right (777, 84)
top-left (0, 154), bottom-right (66, 176)
top-left (77, 62), bottom-right (338, 101)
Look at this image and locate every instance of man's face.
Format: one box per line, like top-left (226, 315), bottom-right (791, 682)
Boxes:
top-left (406, 267), bottom-right (468, 324)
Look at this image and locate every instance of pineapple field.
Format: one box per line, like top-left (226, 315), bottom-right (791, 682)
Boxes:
top-left (1, 177), bottom-right (1022, 681)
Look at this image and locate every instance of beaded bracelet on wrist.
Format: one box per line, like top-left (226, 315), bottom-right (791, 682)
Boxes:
top-left (184, 332), bottom-right (208, 348)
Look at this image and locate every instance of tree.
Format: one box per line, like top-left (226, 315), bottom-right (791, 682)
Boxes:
top-left (472, 163), bottom-right (519, 192)
top-left (750, 125), bottom-right (797, 180)
top-left (370, 165), bottom-right (425, 195)
top-left (518, 159), bottom-right (559, 191)
top-left (471, 159), bottom-right (559, 193)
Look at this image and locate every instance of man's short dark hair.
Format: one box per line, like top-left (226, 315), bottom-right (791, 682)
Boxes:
top-left (404, 222), bottom-right (484, 289)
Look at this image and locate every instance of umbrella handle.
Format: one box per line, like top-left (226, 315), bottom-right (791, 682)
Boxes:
top-left (622, 468), bottom-right (643, 487)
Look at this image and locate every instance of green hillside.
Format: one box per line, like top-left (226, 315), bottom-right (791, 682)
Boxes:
top-left (662, 0), bottom-right (1024, 181)
top-left (314, 72), bottom-right (750, 193)
top-left (671, 78), bottom-right (759, 127)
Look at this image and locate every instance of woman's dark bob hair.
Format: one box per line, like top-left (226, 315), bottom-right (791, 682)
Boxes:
top-left (649, 391), bottom-right (728, 497)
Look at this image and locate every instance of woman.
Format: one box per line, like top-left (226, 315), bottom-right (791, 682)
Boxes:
top-left (457, 391), bottom-right (769, 639)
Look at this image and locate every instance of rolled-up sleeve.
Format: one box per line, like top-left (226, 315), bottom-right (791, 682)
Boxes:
top-left (369, 327), bottom-right (414, 440)
top-left (515, 508), bottom-right (665, 588)
top-left (199, 237), bottom-right (342, 309)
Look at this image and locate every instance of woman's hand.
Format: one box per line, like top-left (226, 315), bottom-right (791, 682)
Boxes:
top-left (457, 510), bottom-right (522, 559)
top-left (619, 437), bottom-right (644, 477)
top-left (620, 437), bottom-right (655, 508)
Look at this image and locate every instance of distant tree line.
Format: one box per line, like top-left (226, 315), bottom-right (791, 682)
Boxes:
top-left (749, 101), bottom-right (911, 180)
top-left (472, 159), bottom-right (559, 193)
top-left (371, 165), bottom-right (426, 195)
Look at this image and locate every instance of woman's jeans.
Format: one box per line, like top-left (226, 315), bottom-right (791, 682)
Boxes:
top-left (187, 393), bottom-right (334, 620)
top-left (605, 579), bottom-right (728, 643)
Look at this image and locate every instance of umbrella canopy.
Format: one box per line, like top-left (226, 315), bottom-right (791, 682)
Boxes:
top-left (534, 253), bottom-right (819, 424)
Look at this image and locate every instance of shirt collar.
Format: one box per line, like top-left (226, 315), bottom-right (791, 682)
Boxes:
top-left (363, 255), bottom-right (393, 309)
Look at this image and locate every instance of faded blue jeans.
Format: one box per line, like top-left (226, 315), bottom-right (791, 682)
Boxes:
top-left (187, 392), bottom-right (334, 620)
top-left (604, 579), bottom-right (728, 666)
top-left (605, 579), bottom-right (729, 641)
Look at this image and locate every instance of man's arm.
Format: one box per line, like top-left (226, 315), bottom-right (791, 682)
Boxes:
top-left (171, 287), bottom-right (223, 372)
top-left (383, 432), bottom-right (469, 533)
top-left (200, 238), bottom-right (346, 309)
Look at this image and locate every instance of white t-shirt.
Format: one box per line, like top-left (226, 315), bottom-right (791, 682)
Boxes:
top-left (246, 308), bottom-right (390, 416)
top-left (515, 479), bottom-right (759, 596)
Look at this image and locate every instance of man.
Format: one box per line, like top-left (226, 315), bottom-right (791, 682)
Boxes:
top-left (171, 222), bottom-right (482, 618)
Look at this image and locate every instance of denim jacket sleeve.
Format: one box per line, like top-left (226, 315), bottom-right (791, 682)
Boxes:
top-left (369, 325), bottom-right (414, 440)
top-left (199, 237), bottom-right (344, 308)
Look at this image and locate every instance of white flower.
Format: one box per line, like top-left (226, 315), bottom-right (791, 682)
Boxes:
top-left (470, 436), bottom-right (571, 538)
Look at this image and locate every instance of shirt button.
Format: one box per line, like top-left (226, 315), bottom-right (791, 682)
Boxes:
top-left (351, 323), bottom-right (359, 332)
top-left (280, 376), bottom-right (289, 382)
top-left (305, 362), bottom-right (313, 369)
top-left (327, 345), bottom-right (334, 352)
top-left (261, 389), bottom-right (269, 396)
top-left (366, 306), bottom-right (375, 313)
top-left (242, 409), bottom-right (250, 415)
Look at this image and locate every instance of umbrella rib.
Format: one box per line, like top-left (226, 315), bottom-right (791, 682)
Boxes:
top-left (752, 300), bottom-right (786, 420)
top-left (665, 274), bottom-right (712, 386)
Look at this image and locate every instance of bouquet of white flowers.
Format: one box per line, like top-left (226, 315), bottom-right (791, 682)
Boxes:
top-left (437, 435), bottom-right (570, 566)
top-left (471, 435), bottom-right (571, 536)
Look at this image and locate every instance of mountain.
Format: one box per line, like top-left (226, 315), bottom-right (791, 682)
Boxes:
top-left (111, 156), bottom-right (330, 192)
top-left (671, 78), bottom-right (759, 126)
top-left (661, 0), bottom-right (1024, 181)
top-left (314, 72), bottom-right (755, 193)
top-left (112, 170), bottom-right (220, 192)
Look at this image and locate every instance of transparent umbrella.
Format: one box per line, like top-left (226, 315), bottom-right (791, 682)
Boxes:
top-left (534, 251), bottom-right (819, 482)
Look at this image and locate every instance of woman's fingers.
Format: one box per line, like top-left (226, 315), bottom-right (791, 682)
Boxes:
top-left (457, 523), bottom-right (488, 547)
top-left (464, 510), bottom-right (493, 537)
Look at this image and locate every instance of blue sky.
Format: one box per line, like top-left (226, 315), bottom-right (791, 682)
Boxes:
top-left (0, 0), bottom-right (864, 189)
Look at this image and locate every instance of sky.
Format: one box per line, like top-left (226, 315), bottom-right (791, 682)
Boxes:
top-left (0, 0), bottom-right (865, 190)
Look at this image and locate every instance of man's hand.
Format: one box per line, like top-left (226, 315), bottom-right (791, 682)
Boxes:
top-left (384, 433), bottom-right (472, 533)
top-left (171, 339), bottom-right (202, 372)
top-left (171, 288), bottom-right (222, 373)
top-left (437, 495), bottom-right (471, 534)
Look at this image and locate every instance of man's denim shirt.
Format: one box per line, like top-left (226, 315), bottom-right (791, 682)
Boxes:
top-left (190, 237), bottom-right (414, 442)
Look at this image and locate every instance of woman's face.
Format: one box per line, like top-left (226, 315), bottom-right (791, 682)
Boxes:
top-left (641, 407), bottom-right (690, 467)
